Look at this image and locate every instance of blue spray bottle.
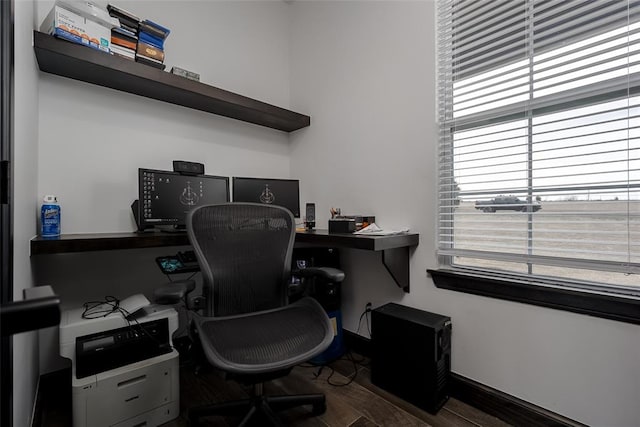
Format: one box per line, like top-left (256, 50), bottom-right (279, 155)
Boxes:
top-left (41, 195), bottom-right (61, 237)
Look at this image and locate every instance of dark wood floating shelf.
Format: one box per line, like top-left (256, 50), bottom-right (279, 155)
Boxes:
top-left (33, 31), bottom-right (310, 132)
top-left (31, 230), bottom-right (419, 292)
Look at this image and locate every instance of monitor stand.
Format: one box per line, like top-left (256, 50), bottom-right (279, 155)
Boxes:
top-left (156, 225), bottom-right (187, 234)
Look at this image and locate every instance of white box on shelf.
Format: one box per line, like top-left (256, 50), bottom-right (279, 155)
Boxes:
top-left (40, 1), bottom-right (118, 53)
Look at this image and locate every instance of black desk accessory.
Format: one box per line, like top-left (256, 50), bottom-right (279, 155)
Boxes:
top-left (177, 250), bottom-right (197, 264)
top-left (328, 215), bottom-right (375, 233)
top-left (131, 199), bottom-right (142, 231)
top-left (328, 218), bottom-right (356, 233)
top-left (305, 203), bottom-right (316, 230)
top-left (173, 160), bottom-right (204, 175)
top-left (156, 250), bottom-right (199, 275)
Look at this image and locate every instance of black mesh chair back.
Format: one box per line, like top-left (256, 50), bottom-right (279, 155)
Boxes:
top-left (184, 203), bottom-right (335, 425)
top-left (187, 203), bottom-right (295, 317)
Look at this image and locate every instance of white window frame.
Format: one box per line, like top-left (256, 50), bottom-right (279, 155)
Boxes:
top-left (433, 0), bottom-right (640, 323)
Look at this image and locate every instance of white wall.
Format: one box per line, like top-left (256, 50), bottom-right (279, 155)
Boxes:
top-left (21, 1), bottom-right (640, 426)
top-left (36, 0), bottom-right (294, 235)
top-left (290, 0), bottom-right (435, 327)
top-left (32, 0), bottom-right (296, 371)
top-left (33, 0), bottom-right (294, 300)
top-left (289, 2), bottom-right (640, 427)
top-left (13, 0), bottom-right (41, 425)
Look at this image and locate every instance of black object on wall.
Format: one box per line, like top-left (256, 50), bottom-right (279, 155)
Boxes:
top-left (1, 0), bottom-right (13, 425)
top-left (371, 303), bottom-right (451, 414)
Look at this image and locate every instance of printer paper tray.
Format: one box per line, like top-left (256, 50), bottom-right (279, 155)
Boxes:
top-left (73, 351), bottom-right (179, 427)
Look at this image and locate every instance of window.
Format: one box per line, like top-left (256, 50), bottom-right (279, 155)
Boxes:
top-left (436, 0), bottom-right (640, 301)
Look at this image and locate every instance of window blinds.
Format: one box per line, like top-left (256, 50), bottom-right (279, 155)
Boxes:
top-left (438, 0), bottom-right (640, 285)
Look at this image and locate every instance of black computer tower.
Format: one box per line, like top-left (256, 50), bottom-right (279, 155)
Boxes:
top-left (371, 303), bottom-right (451, 414)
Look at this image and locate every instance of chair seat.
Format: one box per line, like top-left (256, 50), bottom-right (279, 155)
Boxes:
top-left (195, 297), bottom-right (333, 375)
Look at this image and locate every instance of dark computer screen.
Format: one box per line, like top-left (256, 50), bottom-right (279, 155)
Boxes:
top-left (232, 177), bottom-right (300, 217)
top-left (138, 168), bottom-right (230, 229)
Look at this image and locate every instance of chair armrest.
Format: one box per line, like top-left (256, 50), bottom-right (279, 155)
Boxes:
top-left (294, 267), bottom-right (345, 283)
top-left (154, 280), bottom-right (196, 305)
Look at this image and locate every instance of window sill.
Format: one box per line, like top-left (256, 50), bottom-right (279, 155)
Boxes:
top-left (427, 269), bottom-right (640, 325)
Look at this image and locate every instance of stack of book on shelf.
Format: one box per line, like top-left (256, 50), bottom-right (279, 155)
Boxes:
top-left (106, 5), bottom-right (170, 70)
top-left (107, 4), bottom-right (138, 33)
top-left (136, 20), bottom-right (171, 70)
top-left (107, 4), bottom-right (139, 61)
top-left (110, 27), bottom-right (138, 60)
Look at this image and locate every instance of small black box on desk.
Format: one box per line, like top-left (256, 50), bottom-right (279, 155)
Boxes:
top-left (328, 215), bottom-right (375, 233)
top-left (328, 218), bottom-right (356, 233)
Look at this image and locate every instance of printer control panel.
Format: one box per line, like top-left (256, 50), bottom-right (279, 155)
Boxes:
top-left (75, 318), bottom-right (171, 379)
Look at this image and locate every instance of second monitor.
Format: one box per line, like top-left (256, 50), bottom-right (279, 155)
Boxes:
top-left (232, 177), bottom-right (300, 217)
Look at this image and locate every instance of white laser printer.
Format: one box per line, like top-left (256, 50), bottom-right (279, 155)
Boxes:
top-left (59, 296), bottom-right (180, 427)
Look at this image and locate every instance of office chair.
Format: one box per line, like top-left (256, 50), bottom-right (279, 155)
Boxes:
top-left (185, 203), bottom-right (336, 426)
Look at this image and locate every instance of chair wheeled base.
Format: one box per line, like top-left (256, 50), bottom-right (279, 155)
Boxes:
top-left (188, 383), bottom-right (327, 427)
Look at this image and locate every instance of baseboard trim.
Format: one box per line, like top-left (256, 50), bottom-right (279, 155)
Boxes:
top-left (449, 374), bottom-right (586, 427)
top-left (344, 329), bottom-right (372, 357)
top-left (342, 329), bottom-right (585, 427)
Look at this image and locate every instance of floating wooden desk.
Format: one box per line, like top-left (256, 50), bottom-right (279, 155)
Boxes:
top-left (31, 230), bottom-right (419, 292)
top-left (295, 230), bottom-right (418, 292)
top-left (30, 232), bottom-right (188, 255)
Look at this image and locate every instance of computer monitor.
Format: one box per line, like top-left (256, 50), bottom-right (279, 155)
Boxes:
top-left (138, 168), bottom-right (230, 230)
top-left (232, 177), bottom-right (300, 217)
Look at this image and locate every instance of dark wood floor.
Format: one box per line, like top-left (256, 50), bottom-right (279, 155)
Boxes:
top-left (37, 353), bottom-right (511, 427)
top-left (161, 353), bottom-right (509, 427)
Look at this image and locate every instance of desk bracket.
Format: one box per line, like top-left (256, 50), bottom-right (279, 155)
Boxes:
top-left (381, 247), bottom-right (410, 293)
